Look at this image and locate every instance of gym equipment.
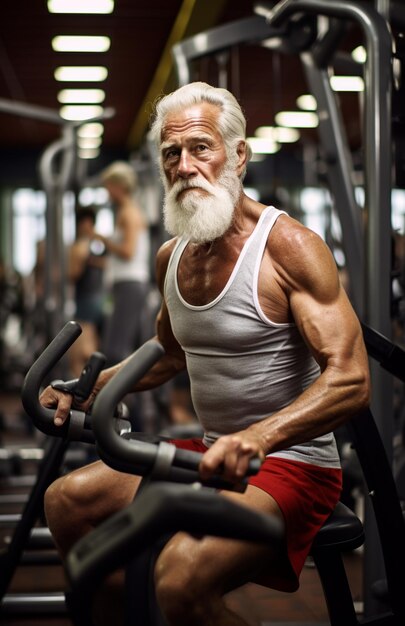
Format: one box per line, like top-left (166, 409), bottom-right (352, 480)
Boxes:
top-left (0, 97), bottom-right (115, 349)
top-left (16, 322), bottom-right (268, 625)
top-left (0, 321), bottom-right (130, 616)
top-left (11, 320), bottom-right (405, 624)
top-left (64, 321), bottom-right (405, 626)
top-left (61, 331), bottom-right (360, 626)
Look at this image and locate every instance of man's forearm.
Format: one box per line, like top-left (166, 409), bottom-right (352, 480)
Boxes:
top-left (248, 367), bottom-right (370, 455)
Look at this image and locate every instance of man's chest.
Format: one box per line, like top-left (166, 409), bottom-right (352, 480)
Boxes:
top-left (176, 246), bottom-right (292, 324)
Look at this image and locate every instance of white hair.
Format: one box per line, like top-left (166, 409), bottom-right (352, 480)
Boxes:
top-left (150, 82), bottom-right (252, 177)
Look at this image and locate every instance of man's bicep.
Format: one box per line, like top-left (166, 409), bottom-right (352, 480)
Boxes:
top-left (156, 300), bottom-right (186, 368)
top-left (288, 236), bottom-right (358, 361)
top-left (291, 285), bottom-right (364, 372)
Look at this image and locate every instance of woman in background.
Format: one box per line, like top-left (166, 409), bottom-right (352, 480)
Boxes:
top-left (96, 161), bottom-right (151, 369)
top-left (68, 206), bottom-right (106, 377)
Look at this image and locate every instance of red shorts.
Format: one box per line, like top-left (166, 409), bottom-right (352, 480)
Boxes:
top-left (171, 437), bottom-right (342, 592)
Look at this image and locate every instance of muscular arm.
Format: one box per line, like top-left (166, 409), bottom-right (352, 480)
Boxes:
top-left (252, 220), bottom-right (369, 451)
top-left (200, 217), bottom-right (370, 480)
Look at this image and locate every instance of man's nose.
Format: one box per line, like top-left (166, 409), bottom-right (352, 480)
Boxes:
top-left (177, 150), bottom-right (197, 179)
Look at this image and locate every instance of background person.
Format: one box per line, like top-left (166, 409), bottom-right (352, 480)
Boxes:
top-left (68, 206), bottom-right (106, 378)
top-left (95, 161), bottom-right (152, 369)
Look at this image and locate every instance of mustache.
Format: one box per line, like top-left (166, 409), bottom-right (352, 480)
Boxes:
top-left (168, 175), bottom-right (217, 198)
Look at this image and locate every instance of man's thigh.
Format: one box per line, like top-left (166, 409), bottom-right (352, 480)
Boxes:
top-left (64, 459), bottom-right (142, 519)
top-left (155, 485), bottom-right (289, 595)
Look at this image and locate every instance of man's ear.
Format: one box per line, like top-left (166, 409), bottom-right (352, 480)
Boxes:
top-left (235, 141), bottom-right (248, 177)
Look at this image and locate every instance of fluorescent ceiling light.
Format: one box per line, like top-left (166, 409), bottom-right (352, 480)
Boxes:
top-left (79, 148), bottom-right (101, 159)
top-left (330, 76), bottom-right (364, 92)
top-left (60, 105), bottom-right (104, 121)
top-left (58, 89), bottom-right (105, 104)
top-left (52, 36), bottom-right (111, 52)
top-left (275, 111), bottom-right (319, 128)
top-left (296, 94), bottom-right (317, 111)
top-left (255, 126), bottom-right (300, 143)
top-left (77, 136), bottom-right (103, 149)
top-left (352, 45), bottom-right (367, 63)
top-left (48, 0), bottom-right (114, 14)
top-left (247, 137), bottom-right (280, 154)
top-left (77, 122), bottom-right (104, 138)
top-left (54, 66), bottom-right (108, 82)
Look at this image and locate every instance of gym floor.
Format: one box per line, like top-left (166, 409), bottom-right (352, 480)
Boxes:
top-left (0, 390), bottom-right (363, 626)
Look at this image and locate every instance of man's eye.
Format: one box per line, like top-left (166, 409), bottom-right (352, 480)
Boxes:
top-left (196, 144), bottom-right (207, 152)
top-left (165, 150), bottom-right (179, 160)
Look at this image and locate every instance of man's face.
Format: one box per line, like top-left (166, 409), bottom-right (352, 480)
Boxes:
top-left (160, 103), bottom-right (242, 243)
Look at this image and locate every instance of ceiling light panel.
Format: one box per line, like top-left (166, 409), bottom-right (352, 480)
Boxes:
top-left (255, 126), bottom-right (300, 143)
top-left (77, 136), bottom-right (103, 149)
top-left (77, 123), bottom-right (104, 138)
top-left (52, 36), bottom-right (111, 52)
top-left (58, 89), bottom-right (106, 104)
top-left (60, 105), bottom-right (104, 121)
top-left (54, 67), bottom-right (108, 81)
top-left (330, 76), bottom-right (364, 92)
top-left (275, 111), bottom-right (319, 128)
top-left (247, 137), bottom-right (280, 154)
top-left (352, 46), bottom-right (367, 63)
top-left (296, 94), bottom-right (317, 111)
top-left (48, 0), bottom-right (114, 14)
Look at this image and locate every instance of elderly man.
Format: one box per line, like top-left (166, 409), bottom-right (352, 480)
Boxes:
top-left (41, 82), bottom-right (369, 626)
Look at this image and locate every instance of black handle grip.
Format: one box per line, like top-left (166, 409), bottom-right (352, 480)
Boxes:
top-left (92, 340), bottom-right (166, 471)
top-left (73, 352), bottom-right (107, 403)
top-left (21, 321), bottom-right (82, 438)
top-left (172, 447), bottom-right (262, 477)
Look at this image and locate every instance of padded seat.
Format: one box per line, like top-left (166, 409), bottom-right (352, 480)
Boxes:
top-left (312, 501), bottom-right (364, 551)
top-left (309, 501), bottom-right (365, 626)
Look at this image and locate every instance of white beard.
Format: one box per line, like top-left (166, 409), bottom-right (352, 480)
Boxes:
top-left (162, 163), bottom-right (242, 244)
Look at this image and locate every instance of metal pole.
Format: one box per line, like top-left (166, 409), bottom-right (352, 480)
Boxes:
top-left (0, 97), bottom-right (64, 125)
top-left (301, 52), bottom-right (364, 316)
top-left (261, 1), bottom-right (394, 618)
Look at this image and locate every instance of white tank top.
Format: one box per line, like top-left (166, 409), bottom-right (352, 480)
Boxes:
top-left (108, 228), bottom-right (150, 283)
top-left (164, 206), bottom-right (340, 468)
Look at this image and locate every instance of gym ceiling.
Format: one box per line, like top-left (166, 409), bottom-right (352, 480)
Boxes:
top-left (0, 0), bottom-right (403, 178)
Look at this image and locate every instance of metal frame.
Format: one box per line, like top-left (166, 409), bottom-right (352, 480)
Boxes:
top-left (172, 15), bottom-right (282, 86)
top-left (0, 99), bottom-right (115, 344)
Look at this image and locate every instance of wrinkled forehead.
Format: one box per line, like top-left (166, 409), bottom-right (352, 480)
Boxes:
top-left (160, 102), bottom-right (223, 144)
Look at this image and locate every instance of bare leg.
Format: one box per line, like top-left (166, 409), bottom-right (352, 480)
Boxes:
top-left (45, 460), bottom-right (141, 626)
top-left (44, 459), bottom-right (141, 557)
top-left (155, 485), bottom-right (288, 626)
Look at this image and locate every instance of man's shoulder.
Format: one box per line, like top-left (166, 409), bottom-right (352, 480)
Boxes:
top-left (157, 237), bottom-right (178, 262)
top-left (268, 215), bottom-right (337, 292)
top-left (269, 214), bottom-right (327, 262)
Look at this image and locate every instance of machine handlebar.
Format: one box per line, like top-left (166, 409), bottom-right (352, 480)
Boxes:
top-left (92, 342), bottom-right (262, 491)
top-left (21, 321), bottom-right (129, 443)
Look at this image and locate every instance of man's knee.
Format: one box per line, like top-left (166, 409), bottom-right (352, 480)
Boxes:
top-left (154, 541), bottom-right (212, 623)
top-left (44, 471), bottom-right (84, 529)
